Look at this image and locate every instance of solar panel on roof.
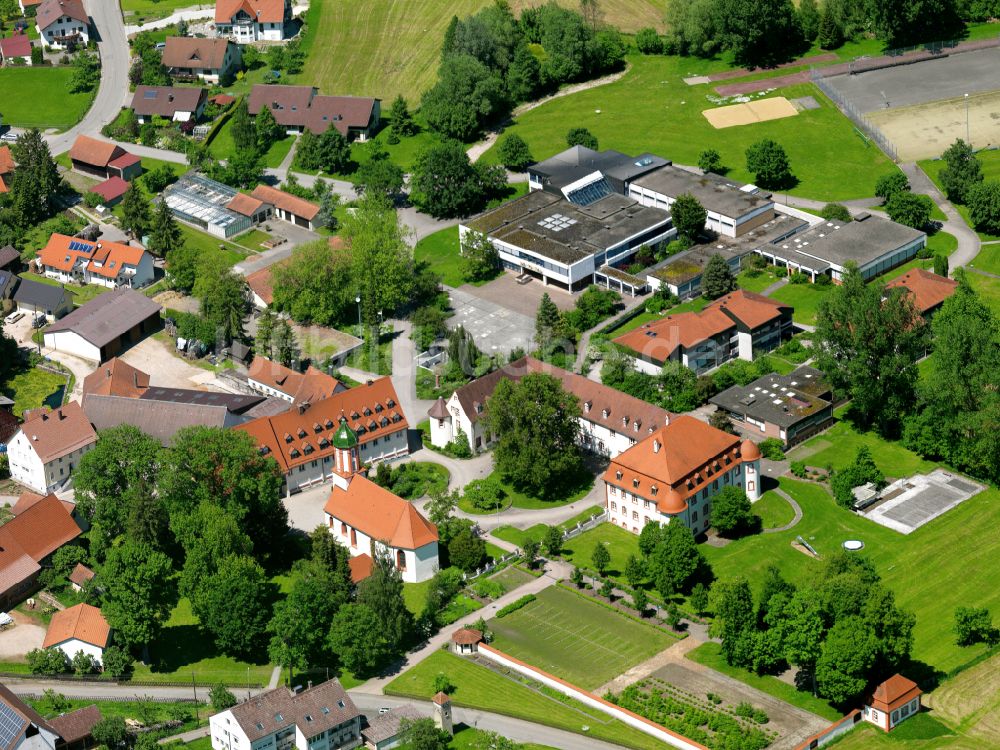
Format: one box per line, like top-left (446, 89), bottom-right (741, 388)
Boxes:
top-left (68, 240), bottom-right (92, 252)
top-left (144, 90), bottom-right (158, 99)
top-left (0, 700), bottom-right (26, 749)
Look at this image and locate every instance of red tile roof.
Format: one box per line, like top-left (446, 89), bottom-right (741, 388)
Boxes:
top-left (11, 492), bottom-right (74, 516)
top-left (886, 269), bottom-right (958, 315)
top-left (0, 147), bottom-right (13, 176)
top-left (82, 357), bottom-right (150, 398)
top-left (43, 603), bottom-right (110, 649)
top-left (451, 628), bottom-right (483, 645)
top-left (250, 184), bottom-right (319, 221)
top-left (18, 402), bottom-right (97, 464)
top-left (245, 266), bottom-right (274, 305)
top-left (68, 562), bottom-right (95, 587)
top-left (604, 415), bottom-right (745, 514)
top-left (704, 289), bottom-right (791, 330)
top-left (226, 192), bottom-right (266, 217)
top-left (0, 34), bottom-right (31, 59)
top-left (0, 493), bottom-right (81, 563)
top-left (39, 233), bottom-right (147, 280)
top-left (210, 93), bottom-right (235, 106)
top-left (868, 674), bottom-right (922, 712)
top-left (48, 705), bottom-right (102, 744)
top-left (348, 553), bottom-right (373, 583)
top-left (36, 0), bottom-right (88, 31)
top-left (216, 0), bottom-right (285, 24)
top-left (235, 377), bottom-right (406, 473)
top-left (324, 475), bottom-right (438, 550)
top-left (247, 358), bottom-right (342, 404)
top-left (90, 177), bottom-right (130, 203)
top-left (68, 136), bottom-right (125, 170)
top-left (162, 37), bottom-right (234, 71)
top-left (108, 152), bottom-right (141, 170)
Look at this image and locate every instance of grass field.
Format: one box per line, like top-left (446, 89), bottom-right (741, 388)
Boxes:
top-left (385, 650), bottom-right (669, 750)
top-left (493, 505), bottom-right (605, 548)
top-left (559, 523), bottom-right (641, 583)
top-left (299, 0), bottom-right (668, 103)
top-left (769, 282), bottom-right (832, 326)
top-left (966, 271), bottom-right (1000, 317)
top-left (209, 120), bottom-right (296, 169)
top-left (120, 0), bottom-right (203, 21)
top-left (788, 420), bottom-right (936, 479)
top-left (3, 366), bottom-right (66, 417)
top-left (178, 224), bottom-right (249, 268)
top-left (488, 565), bottom-right (537, 594)
top-left (919, 152), bottom-right (1000, 242)
top-left (481, 55), bottom-right (895, 201)
top-left (489, 586), bottom-right (675, 689)
top-left (0, 68), bottom-right (94, 130)
top-left (752, 490), bottom-right (796, 530)
top-left (604, 296), bottom-right (710, 337)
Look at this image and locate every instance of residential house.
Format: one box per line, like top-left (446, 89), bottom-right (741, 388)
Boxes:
top-left (236, 377), bottom-right (409, 494)
top-left (162, 37), bottom-right (241, 84)
top-left (68, 562), bottom-right (95, 592)
top-left (68, 135), bottom-right (142, 181)
top-left (38, 234), bottom-right (154, 289)
top-left (163, 172), bottom-right (253, 239)
top-left (17, 0), bottom-right (44, 14)
top-left (246, 84), bottom-right (380, 140)
top-left (7, 402), bottom-right (97, 493)
top-left (43, 287), bottom-right (162, 362)
top-left (11, 489), bottom-right (75, 516)
top-left (0, 147), bottom-right (14, 194)
top-left (35, 0), bottom-right (89, 49)
top-left (89, 177), bottom-right (130, 207)
top-left (247, 357), bottom-right (346, 404)
top-left (0, 243), bottom-right (20, 270)
top-left (12, 277), bottom-right (74, 320)
top-left (0, 685), bottom-right (62, 750)
top-left (428, 356), bottom-right (672, 456)
top-left (215, 0), bottom-right (291, 41)
top-left (325, 470), bottom-right (439, 584)
top-left (459, 189), bottom-right (672, 295)
top-left (0, 396), bottom-right (17, 449)
top-left (0, 493), bottom-right (82, 607)
top-left (245, 265), bottom-right (274, 309)
top-left (43, 602), bottom-right (111, 666)
top-left (360, 706), bottom-right (422, 750)
top-left (613, 289), bottom-right (793, 375)
top-left (250, 184), bottom-right (319, 230)
top-left (209, 679), bottom-right (363, 750)
top-left (604, 415), bottom-right (762, 536)
top-left (709, 366), bottom-right (834, 448)
top-left (130, 85), bottom-right (208, 123)
top-left (863, 674), bottom-right (922, 732)
top-left (0, 33), bottom-right (32, 65)
top-left (885, 268), bottom-right (958, 317)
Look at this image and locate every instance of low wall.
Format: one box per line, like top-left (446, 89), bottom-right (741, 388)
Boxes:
top-left (794, 710), bottom-right (863, 750)
top-left (475, 643), bottom-right (708, 750)
top-left (774, 203), bottom-right (825, 227)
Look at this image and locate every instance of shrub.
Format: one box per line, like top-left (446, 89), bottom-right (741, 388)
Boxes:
top-left (496, 594), bottom-right (536, 618)
top-left (789, 271), bottom-right (809, 284)
top-left (734, 701), bottom-right (755, 719)
top-left (757, 438), bottom-right (785, 460)
top-left (955, 606), bottom-right (998, 646)
top-left (773, 266), bottom-right (787, 278)
top-left (814, 273), bottom-right (832, 286)
top-left (820, 203), bottom-right (852, 222)
top-left (790, 460), bottom-right (807, 478)
top-left (27, 648), bottom-right (69, 675)
top-left (210, 683), bottom-right (238, 711)
top-left (472, 578), bottom-right (504, 599)
top-left (433, 673), bottom-right (455, 694)
top-left (101, 645), bottom-right (133, 680)
top-left (71, 650), bottom-right (99, 676)
top-left (753, 709), bottom-right (770, 724)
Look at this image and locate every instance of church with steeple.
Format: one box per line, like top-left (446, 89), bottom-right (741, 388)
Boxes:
top-left (323, 415), bottom-right (441, 583)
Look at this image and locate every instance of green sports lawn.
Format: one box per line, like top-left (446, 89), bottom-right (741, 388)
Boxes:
top-left (481, 55), bottom-right (895, 202)
top-left (488, 586), bottom-right (676, 689)
top-left (385, 649), bottom-right (668, 750)
top-left (0, 68), bottom-right (94, 130)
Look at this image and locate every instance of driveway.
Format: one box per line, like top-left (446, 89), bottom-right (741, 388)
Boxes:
top-left (119, 335), bottom-right (216, 389)
top-left (45, 0), bottom-right (130, 156)
top-left (0, 612), bottom-right (45, 660)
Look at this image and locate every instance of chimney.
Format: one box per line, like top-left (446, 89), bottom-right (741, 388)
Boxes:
top-left (297, 402), bottom-right (310, 414)
top-left (653, 439), bottom-right (661, 453)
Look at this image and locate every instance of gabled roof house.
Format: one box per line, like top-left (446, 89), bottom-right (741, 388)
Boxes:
top-left (68, 135), bottom-right (142, 181)
top-left (246, 84), bottom-right (381, 141)
top-left (43, 602), bottom-right (112, 665)
top-left (215, 0), bottom-right (291, 41)
top-left (35, 0), bottom-right (89, 49)
top-left (37, 233), bottom-right (154, 290)
top-left (7, 403), bottom-right (97, 494)
top-left (162, 37), bottom-right (241, 84)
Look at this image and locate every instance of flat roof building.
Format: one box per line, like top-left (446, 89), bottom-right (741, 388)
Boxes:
top-left (461, 190), bottom-right (673, 294)
top-left (528, 146), bottom-right (668, 197)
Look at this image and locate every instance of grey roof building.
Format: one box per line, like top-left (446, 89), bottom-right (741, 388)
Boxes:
top-left (709, 366), bottom-right (834, 447)
top-left (0, 270), bottom-right (16, 302)
top-left (82, 394), bottom-right (248, 445)
top-left (0, 246), bottom-right (20, 271)
top-left (44, 287), bottom-right (162, 362)
top-left (528, 146), bottom-right (668, 197)
top-left (139, 386), bottom-right (264, 414)
top-left (12, 278), bottom-right (74, 320)
top-left (361, 705), bottom-right (422, 750)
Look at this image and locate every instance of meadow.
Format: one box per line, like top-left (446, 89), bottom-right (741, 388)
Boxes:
top-left (0, 68), bottom-right (94, 130)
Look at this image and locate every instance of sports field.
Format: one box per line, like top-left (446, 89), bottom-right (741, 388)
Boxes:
top-left (702, 96), bottom-right (799, 129)
top-left (488, 586), bottom-right (676, 689)
top-left (481, 55), bottom-right (897, 201)
top-left (300, 0), bottom-right (667, 102)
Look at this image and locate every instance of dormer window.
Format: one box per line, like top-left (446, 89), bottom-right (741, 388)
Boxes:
top-left (375, 403), bottom-right (383, 412)
top-left (297, 427), bottom-right (306, 438)
top-left (584, 401), bottom-right (592, 413)
top-left (615, 470), bottom-right (623, 481)
top-left (363, 407), bottom-right (372, 416)
top-left (289, 448), bottom-right (300, 458)
top-left (284, 433), bottom-right (292, 443)
top-left (351, 410), bottom-right (360, 419)
top-left (632, 478), bottom-right (639, 488)
top-left (603, 409), bottom-right (609, 418)
top-left (622, 416), bottom-right (628, 427)
top-left (274, 713), bottom-right (283, 722)
top-left (633, 420), bottom-right (640, 431)
top-left (368, 420), bottom-right (377, 430)
top-left (391, 413), bottom-right (401, 422)
top-left (380, 416), bottom-right (389, 427)
top-left (259, 446), bottom-right (270, 455)
top-left (325, 419), bottom-right (334, 429)
top-left (651, 485), bottom-right (658, 496)
top-left (314, 423), bottom-right (322, 433)
top-left (321, 708), bottom-right (330, 715)
top-left (319, 437), bottom-right (329, 448)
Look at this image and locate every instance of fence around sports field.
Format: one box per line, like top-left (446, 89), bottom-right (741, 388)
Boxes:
top-left (809, 70), bottom-right (899, 161)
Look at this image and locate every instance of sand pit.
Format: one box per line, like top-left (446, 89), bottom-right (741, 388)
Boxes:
top-left (867, 89), bottom-right (1000, 161)
top-left (702, 96), bottom-right (799, 129)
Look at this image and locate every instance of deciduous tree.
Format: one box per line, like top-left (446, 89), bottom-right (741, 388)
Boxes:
top-left (566, 127), bottom-right (597, 150)
top-left (327, 603), bottom-right (392, 675)
top-left (745, 139), bottom-right (794, 190)
top-left (461, 230), bottom-right (500, 282)
top-left (497, 133), bottom-right (534, 171)
top-left (670, 193), bottom-right (707, 242)
top-left (100, 541), bottom-right (178, 652)
top-left (939, 139), bottom-right (983, 203)
top-left (711, 486), bottom-right (755, 537)
top-left (885, 191), bottom-right (932, 229)
top-left (191, 555), bottom-right (272, 657)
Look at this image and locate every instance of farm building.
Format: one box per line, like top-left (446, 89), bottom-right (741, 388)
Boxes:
top-left (43, 287), bottom-right (162, 362)
top-left (863, 674), bottom-right (922, 732)
top-left (67, 135), bottom-right (141, 181)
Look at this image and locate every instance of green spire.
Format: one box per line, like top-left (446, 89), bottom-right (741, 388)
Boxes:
top-left (332, 414), bottom-right (358, 449)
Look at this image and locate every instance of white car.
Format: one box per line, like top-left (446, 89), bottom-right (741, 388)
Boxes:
top-left (3, 312), bottom-right (23, 326)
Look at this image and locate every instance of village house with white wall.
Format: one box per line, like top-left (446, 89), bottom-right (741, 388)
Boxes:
top-left (43, 603), bottom-right (111, 666)
top-left (37, 234), bottom-right (154, 290)
top-left (7, 402), bottom-right (97, 494)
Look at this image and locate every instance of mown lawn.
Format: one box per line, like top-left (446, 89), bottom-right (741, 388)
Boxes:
top-left (769, 281), bottom-right (832, 326)
top-left (493, 470), bottom-right (594, 510)
top-left (968, 245), bottom-right (1000, 276)
top-left (232, 229), bottom-right (272, 252)
top-left (178, 224), bottom-right (248, 268)
top-left (736, 268), bottom-right (782, 294)
top-left (965, 271), bottom-right (1000, 318)
top-left (489, 586), bottom-right (676, 689)
top-left (559, 523), bottom-right (641, 583)
top-left (788, 419), bottom-right (937, 479)
top-left (385, 650), bottom-right (669, 750)
top-left (481, 55), bottom-right (895, 201)
top-left (0, 68), bottom-right (94, 130)
top-left (120, 0), bottom-right (197, 21)
top-left (604, 296), bottom-right (710, 337)
top-left (3, 366), bottom-right (66, 417)
top-left (919, 153), bottom-right (1000, 242)
top-left (208, 118), bottom-right (295, 169)
top-left (821, 714), bottom-right (960, 749)
top-left (19, 271), bottom-right (109, 305)
top-left (493, 505), bottom-right (605, 548)
top-left (752, 490), bottom-right (796, 530)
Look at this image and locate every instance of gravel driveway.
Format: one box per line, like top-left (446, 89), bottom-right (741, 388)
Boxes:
top-left (0, 611), bottom-right (45, 660)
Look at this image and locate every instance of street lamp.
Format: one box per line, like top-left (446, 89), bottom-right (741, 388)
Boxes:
top-left (355, 295), bottom-right (361, 333)
top-left (965, 93), bottom-right (970, 145)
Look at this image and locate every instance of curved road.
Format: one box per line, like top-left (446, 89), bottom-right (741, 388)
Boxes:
top-left (45, 0), bottom-right (131, 156)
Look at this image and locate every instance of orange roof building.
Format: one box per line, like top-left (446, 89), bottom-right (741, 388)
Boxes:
top-left (886, 268), bottom-right (958, 317)
top-left (613, 289), bottom-right (792, 375)
top-left (604, 415), bottom-right (763, 536)
top-left (67, 136), bottom-right (142, 181)
top-left (82, 357), bottom-right (151, 399)
top-left (864, 674), bottom-right (922, 731)
top-left (250, 185), bottom-right (320, 229)
top-left (43, 603), bottom-right (112, 663)
top-left (7, 402), bottom-right (97, 495)
top-left (235, 377), bottom-right (409, 494)
top-left (37, 233), bottom-right (154, 290)
top-left (0, 145), bottom-right (14, 194)
top-left (324, 474), bottom-right (439, 583)
top-left (246, 265), bottom-right (276, 308)
top-left (215, 0), bottom-right (291, 41)
top-left (246, 357), bottom-right (345, 405)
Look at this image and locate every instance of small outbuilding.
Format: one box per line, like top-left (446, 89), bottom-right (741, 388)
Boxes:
top-left (863, 674), bottom-right (922, 732)
top-left (360, 704), bottom-right (422, 750)
top-left (68, 563), bottom-right (95, 593)
top-left (43, 603), bottom-right (111, 666)
top-left (450, 627), bottom-right (483, 655)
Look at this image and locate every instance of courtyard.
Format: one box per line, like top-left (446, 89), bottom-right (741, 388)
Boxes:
top-left (446, 286), bottom-right (535, 357)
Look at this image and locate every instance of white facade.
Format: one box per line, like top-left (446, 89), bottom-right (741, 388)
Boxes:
top-left (7, 430), bottom-right (94, 494)
top-left (41, 252), bottom-right (154, 289)
top-left (282, 428), bottom-right (408, 495)
top-left (606, 458), bottom-right (761, 536)
top-left (217, 18), bottom-right (287, 42)
top-left (38, 14), bottom-right (89, 49)
top-left (49, 637), bottom-right (104, 666)
top-left (42, 329), bottom-right (101, 362)
top-left (325, 516), bottom-right (438, 584)
top-left (210, 709), bottom-right (362, 750)
top-left (628, 182), bottom-right (775, 239)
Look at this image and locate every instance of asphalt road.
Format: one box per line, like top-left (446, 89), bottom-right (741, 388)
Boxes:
top-left (45, 0), bottom-right (131, 156)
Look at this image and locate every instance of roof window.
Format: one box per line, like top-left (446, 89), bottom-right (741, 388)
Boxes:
top-left (615, 470), bottom-right (623, 481)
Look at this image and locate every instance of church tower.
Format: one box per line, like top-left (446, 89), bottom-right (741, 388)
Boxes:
top-left (330, 414), bottom-right (360, 490)
top-left (432, 692), bottom-right (453, 736)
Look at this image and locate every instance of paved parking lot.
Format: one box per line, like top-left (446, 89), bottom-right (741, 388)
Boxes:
top-left (447, 287), bottom-right (535, 357)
